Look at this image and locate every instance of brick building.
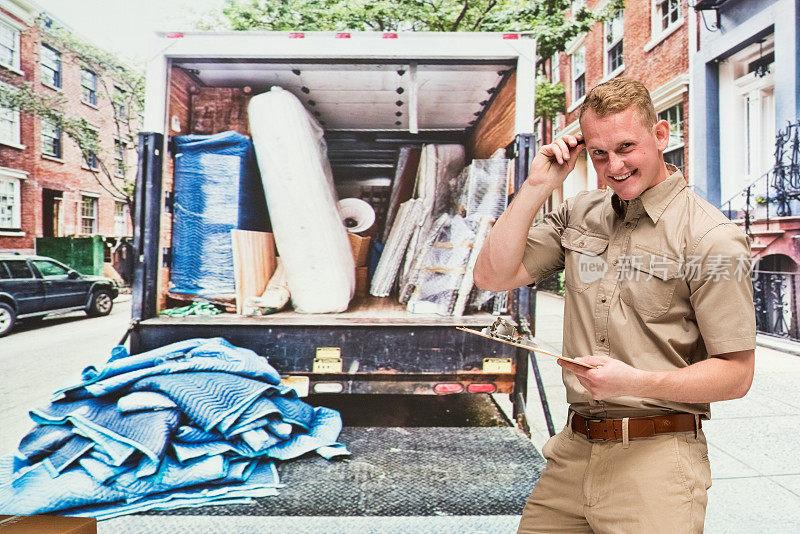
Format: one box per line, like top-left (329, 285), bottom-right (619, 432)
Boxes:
top-left (0, 0), bottom-right (134, 254)
top-left (539, 0), bottom-right (694, 208)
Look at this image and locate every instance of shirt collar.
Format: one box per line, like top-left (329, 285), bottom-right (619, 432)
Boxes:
top-left (610, 163), bottom-right (685, 223)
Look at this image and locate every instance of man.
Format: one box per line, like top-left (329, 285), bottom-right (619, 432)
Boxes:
top-left (473, 78), bottom-right (756, 533)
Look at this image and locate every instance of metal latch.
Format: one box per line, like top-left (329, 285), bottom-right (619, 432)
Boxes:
top-left (164, 191), bottom-right (175, 213)
top-left (313, 347), bottom-right (342, 373)
top-left (161, 247), bottom-right (172, 268)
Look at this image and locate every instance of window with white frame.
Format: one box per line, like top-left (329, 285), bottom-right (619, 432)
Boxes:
top-left (572, 46), bottom-right (586, 102)
top-left (655, 0), bottom-right (681, 33)
top-left (114, 201), bottom-right (126, 236)
top-left (80, 195), bottom-right (98, 235)
top-left (81, 69), bottom-right (98, 106)
top-left (605, 9), bottom-right (624, 75)
top-left (572, 0), bottom-right (586, 14)
top-left (0, 101), bottom-right (20, 146)
top-left (0, 173), bottom-right (21, 230)
top-left (658, 103), bottom-right (684, 173)
top-left (0, 21), bottom-right (20, 71)
top-left (41, 119), bottom-right (62, 158)
top-left (551, 53), bottom-right (560, 83)
top-left (41, 45), bottom-right (61, 88)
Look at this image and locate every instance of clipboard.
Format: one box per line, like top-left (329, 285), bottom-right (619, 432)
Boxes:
top-left (457, 327), bottom-right (597, 369)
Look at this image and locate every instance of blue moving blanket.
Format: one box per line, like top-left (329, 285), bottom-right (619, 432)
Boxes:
top-left (0, 338), bottom-right (348, 519)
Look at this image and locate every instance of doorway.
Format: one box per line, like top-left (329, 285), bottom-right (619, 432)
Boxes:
top-left (42, 189), bottom-right (63, 238)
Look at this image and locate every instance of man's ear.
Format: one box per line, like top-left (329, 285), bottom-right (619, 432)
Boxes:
top-left (653, 119), bottom-right (671, 151)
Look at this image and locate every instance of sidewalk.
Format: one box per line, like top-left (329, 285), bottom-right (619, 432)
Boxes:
top-left (525, 291), bottom-right (800, 533)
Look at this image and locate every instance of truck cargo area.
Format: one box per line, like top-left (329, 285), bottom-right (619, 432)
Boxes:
top-left (132, 32), bottom-right (538, 400)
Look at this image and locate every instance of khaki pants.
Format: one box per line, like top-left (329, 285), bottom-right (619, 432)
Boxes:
top-left (518, 420), bottom-right (712, 534)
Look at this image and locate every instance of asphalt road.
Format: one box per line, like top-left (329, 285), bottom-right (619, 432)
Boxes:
top-left (0, 296), bottom-right (134, 453)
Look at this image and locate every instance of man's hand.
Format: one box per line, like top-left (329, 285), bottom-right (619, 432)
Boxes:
top-left (527, 133), bottom-right (585, 191)
top-left (557, 355), bottom-right (645, 400)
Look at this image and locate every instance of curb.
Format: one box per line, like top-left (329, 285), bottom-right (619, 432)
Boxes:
top-left (756, 334), bottom-right (800, 356)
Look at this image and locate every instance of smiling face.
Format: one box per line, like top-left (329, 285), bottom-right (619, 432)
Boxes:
top-left (580, 106), bottom-right (672, 201)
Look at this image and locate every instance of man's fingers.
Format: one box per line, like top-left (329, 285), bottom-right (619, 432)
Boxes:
top-left (554, 138), bottom-right (570, 160)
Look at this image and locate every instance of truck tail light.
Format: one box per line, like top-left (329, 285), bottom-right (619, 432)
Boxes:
top-left (336, 33), bottom-right (351, 39)
top-left (503, 33), bottom-right (519, 40)
top-left (467, 383), bottom-right (496, 394)
top-left (434, 383), bottom-right (463, 395)
top-left (383, 33), bottom-right (399, 39)
top-left (166, 32), bottom-right (184, 39)
top-left (289, 32), bottom-right (305, 39)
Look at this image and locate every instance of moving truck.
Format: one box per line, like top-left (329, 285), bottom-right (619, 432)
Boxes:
top-left (131, 31), bottom-right (549, 435)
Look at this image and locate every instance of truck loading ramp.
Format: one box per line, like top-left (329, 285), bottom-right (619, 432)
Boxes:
top-left (102, 396), bottom-right (545, 533)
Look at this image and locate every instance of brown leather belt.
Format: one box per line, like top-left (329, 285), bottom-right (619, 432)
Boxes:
top-left (571, 412), bottom-right (700, 441)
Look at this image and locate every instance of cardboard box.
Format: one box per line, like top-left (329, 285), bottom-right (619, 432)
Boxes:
top-left (0, 515), bottom-right (96, 533)
top-left (355, 266), bottom-right (369, 297)
top-left (348, 233), bottom-right (371, 267)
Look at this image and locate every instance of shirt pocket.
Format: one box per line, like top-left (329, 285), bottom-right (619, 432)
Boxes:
top-left (619, 245), bottom-right (682, 318)
top-left (560, 227), bottom-right (610, 293)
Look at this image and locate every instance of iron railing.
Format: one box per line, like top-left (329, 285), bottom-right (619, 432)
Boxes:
top-left (753, 269), bottom-right (800, 339)
top-left (719, 120), bottom-right (800, 234)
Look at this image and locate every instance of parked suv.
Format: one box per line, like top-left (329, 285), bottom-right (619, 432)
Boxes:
top-left (0, 254), bottom-right (119, 337)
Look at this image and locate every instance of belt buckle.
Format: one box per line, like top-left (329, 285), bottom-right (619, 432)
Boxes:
top-left (584, 418), bottom-right (604, 440)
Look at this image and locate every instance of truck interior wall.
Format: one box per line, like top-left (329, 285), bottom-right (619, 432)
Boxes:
top-left (467, 71), bottom-right (517, 160)
top-left (158, 67), bottom-right (196, 311)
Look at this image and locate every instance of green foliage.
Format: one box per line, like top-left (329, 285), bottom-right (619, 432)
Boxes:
top-left (535, 78), bottom-right (566, 120)
top-left (0, 17), bottom-right (145, 207)
top-left (198, 0), bottom-right (626, 58)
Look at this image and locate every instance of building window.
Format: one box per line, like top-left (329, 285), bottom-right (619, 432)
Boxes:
top-left (605, 9), bottom-right (624, 75)
top-left (572, 0), bottom-right (586, 14)
top-left (0, 101), bottom-right (20, 146)
top-left (83, 151), bottom-right (99, 170)
top-left (551, 53), bottom-right (560, 83)
top-left (80, 195), bottom-right (98, 235)
top-left (0, 174), bottom-right (21, 230)
top-left (114, 86), bottom-right (127, 121)
top-left (0, 21), bottom-right (20, 71)
top-left (41, 45), bottom-right (61, 88)
top-left (572, 46), bottom-right (586, 102)
top-left (81, 69), bottom-right (98, 106)
top-left (656, 0), bottom-right (680, 32)
top-left (114, 139), bottom-right (126, 176)
top-left (41, 120), bottom-right (62, 158)
top-left (114, 201), bottom-right (126, 236)
top-left (659, 103), bottom-right (684, 173)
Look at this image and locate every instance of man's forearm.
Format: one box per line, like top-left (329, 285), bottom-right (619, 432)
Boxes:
top-left (474, 180), bottom-right (553, 286)
top-left (561, 349), bottom-right (755, 403)
top-left (632, 350), bottom-right (755, 403)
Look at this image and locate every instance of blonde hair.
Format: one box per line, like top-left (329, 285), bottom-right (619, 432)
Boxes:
top-left (578, 77), bottom-right (657, 128)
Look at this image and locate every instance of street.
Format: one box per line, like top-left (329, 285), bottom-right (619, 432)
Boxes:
top-left (0, 297), bottom-right (134, 454)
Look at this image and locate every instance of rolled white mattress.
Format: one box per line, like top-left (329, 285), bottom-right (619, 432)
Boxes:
top-left (248, 87), bottom-right (354, 313)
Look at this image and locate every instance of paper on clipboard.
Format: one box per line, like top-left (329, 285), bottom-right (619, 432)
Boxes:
top-left (457, 326), bottom-right (597, 369)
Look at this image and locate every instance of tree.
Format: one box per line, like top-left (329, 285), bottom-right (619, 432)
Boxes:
top-left (0, 16), bottom-right (144, 223)
top-left (196, 0), bottom-right (624, 123)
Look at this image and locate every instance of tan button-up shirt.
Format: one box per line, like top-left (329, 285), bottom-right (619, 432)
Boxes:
top-left (522, 164), bottom-right (756, 419)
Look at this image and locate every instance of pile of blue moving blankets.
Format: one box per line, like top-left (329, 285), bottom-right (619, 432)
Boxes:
top-left (0, 338), bottom-right (348, 519)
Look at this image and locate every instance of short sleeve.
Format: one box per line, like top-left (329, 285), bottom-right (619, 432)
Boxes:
top-left (688, 223), bottom-right (756, 355)
top-left (521, 198), bottom-right (569, 285)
